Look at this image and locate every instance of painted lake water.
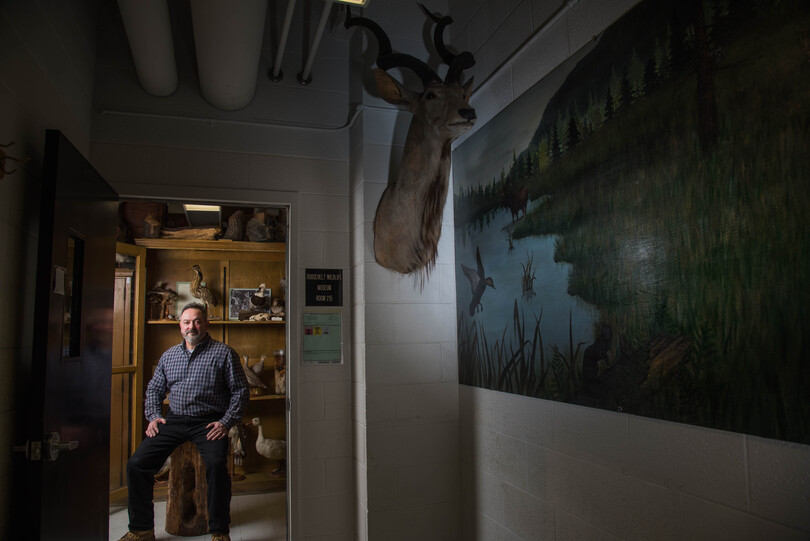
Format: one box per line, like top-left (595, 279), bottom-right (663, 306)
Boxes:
top-left (455, 199), bottom-right (599, 356)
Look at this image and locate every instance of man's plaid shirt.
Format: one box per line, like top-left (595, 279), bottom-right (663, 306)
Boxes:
top-left (144, 334), bottom-right (249, 428)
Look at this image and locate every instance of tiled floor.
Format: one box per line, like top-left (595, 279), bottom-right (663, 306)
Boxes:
top-left (109, 492), bottom-right (287, 541)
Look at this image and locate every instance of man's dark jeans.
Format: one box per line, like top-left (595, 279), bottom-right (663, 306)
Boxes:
top-left (126, 412), bottom-right (231, 533)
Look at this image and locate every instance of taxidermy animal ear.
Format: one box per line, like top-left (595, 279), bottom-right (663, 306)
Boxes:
top-left (373, 68), bottom-right (417, 108)
top-left (463, 77), bottom-right (474, 99)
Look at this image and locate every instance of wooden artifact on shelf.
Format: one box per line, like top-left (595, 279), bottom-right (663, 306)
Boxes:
top-left (146, 281), bottom-right (178, 320)
top-left (160, 226), bottom-right (222, 240)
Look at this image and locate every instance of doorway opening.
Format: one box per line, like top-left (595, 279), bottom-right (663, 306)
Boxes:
top-left (109, 199), bottom-right (290, 540)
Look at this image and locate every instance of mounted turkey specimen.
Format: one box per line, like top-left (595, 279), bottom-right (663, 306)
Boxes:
top-left (188, 264), bottom-right (218, 313)
top-left (345, 4), bottom-right (476, 280)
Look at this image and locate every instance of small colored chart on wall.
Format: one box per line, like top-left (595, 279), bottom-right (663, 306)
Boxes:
top-left (302, 311), bottom-right (342, 364)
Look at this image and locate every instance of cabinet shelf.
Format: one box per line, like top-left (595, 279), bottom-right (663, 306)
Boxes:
top-left (135, 238), bottom-right (284, 253)
top-left (163, 394), bottom-right (284, 404)
top-left (147, 319), bottom-right (284, 325)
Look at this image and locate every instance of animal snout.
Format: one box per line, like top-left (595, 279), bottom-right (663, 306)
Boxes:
top-left (459, 108), bottom-right (477, 122)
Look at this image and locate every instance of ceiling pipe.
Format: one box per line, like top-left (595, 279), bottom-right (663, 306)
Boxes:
top-left (117, 0), bottom-right (177, 96)
top-left (269, 0), bottom-right (297, 82)
top-left (298, 0), bottom-right (334, 84)
top-left (190, 0), bottom-right (268, 110)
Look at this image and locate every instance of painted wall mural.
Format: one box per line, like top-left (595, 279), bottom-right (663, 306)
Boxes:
top-left (453, 0), bottom-right (809, 444)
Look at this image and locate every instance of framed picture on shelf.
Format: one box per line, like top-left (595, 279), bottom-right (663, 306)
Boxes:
top-left (229, 287), bottom-right (271, 320)
top-left (175, 282), bottom-right (193, 317)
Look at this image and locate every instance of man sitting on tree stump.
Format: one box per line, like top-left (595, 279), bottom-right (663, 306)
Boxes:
top-left (117, 302), bottom-right (249, 541)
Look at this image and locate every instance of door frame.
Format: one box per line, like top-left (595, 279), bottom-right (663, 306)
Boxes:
top-left (113, 190), bottom-right (298, 539)
top-left (110, 241), bottom-right (147, 505)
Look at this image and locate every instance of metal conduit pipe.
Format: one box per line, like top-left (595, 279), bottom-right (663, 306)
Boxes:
top-left (269, 0), bottom-right (298, 81)
top-left (190, 0), bottom-right (268, 110)
top-left (116, 0), bottom-right (178, 96)
top-left (298, 0), bottom-right (334, 84)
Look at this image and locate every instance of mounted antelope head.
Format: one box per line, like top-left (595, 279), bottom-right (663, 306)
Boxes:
top-left (346, 4), bottom-right (476, 279)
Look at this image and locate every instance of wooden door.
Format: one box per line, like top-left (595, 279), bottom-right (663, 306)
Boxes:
top-left (11, 130), bottom-right (118, 540)
top-left (110, 242), bottom-right (147, 506)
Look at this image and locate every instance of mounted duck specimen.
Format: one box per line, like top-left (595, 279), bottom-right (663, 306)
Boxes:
top-left (250, 417), bottom-right (286, 474)
top-left (242, 355), bottom-right (269, 395)
top-left (252, 355), bottom-right (266, 376)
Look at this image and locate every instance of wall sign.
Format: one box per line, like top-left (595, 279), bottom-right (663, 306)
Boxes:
top-left (302, 311), bottom-right (342, 364)
top-left (305, 268), bottom-right (342, 306)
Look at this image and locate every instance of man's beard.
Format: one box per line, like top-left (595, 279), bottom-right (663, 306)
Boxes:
top-left (184, 330), bottom-right (205, 346)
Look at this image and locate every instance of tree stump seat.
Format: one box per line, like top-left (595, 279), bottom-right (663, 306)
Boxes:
top-left (165, 441), bottom-right (208, 536)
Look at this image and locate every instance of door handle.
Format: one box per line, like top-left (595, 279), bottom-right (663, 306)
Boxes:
top-left (43, 432), bottom-right (79, 462)
top-left (12, 440), bottom-right (42, 461)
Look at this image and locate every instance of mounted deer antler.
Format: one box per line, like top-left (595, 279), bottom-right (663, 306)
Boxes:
top-left (346, 4), bottom-right (476, 279)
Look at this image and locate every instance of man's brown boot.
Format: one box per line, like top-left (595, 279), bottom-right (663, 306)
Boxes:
top-left (117, 530), bottom-right (156, 541)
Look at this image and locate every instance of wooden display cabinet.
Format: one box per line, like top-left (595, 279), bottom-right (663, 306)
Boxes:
top-left (136, 238), bottom-right (287, 494)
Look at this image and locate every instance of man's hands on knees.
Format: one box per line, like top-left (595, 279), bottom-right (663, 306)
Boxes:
top-left (206, 421), bottom-right (228, 441)
top-left (146, 418), bottom-right (166, 437)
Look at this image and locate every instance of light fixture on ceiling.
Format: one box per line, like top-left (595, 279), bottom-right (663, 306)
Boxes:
top-left (333, 0), bottom-right (371, 6)
top-left (183, 204), bottom-right (221, 227)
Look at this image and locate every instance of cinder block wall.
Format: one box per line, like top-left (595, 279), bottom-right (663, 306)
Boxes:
top-left (450, 0), bottom-right (810, 539)
top-left (0, 2), bottom-right (99, 538)
top-left (353, 0), bottom-right (461, 537)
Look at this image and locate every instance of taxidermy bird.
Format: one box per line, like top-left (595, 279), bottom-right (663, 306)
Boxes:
top-left (222, 209), bottom-right (245, 241)
top-left (143, 213), bottom-right (161, 238)
top-left (270, 296), bottom-right (285, 317)
top-left (461, 247), bottom-right (495, 317)
top-left (146, 281), bottom-right (178, 319)
top-left (242, 355), bottom-right (269, 393)
top-left (251, 417), bottom-right (286, 473)
top-left (189, 265), bottom-right (218, 312)
top-left (246, 215), bottom-right (270, 242)
top-left (252, 355), bottom-right (266, 376)
top-left (228, 422), bottom-right (248, 466)
top-left (250, 283), bottom-right (268, 309)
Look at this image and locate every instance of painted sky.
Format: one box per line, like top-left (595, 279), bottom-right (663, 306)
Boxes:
top-left (452, 38), bottom-right (599, 192)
